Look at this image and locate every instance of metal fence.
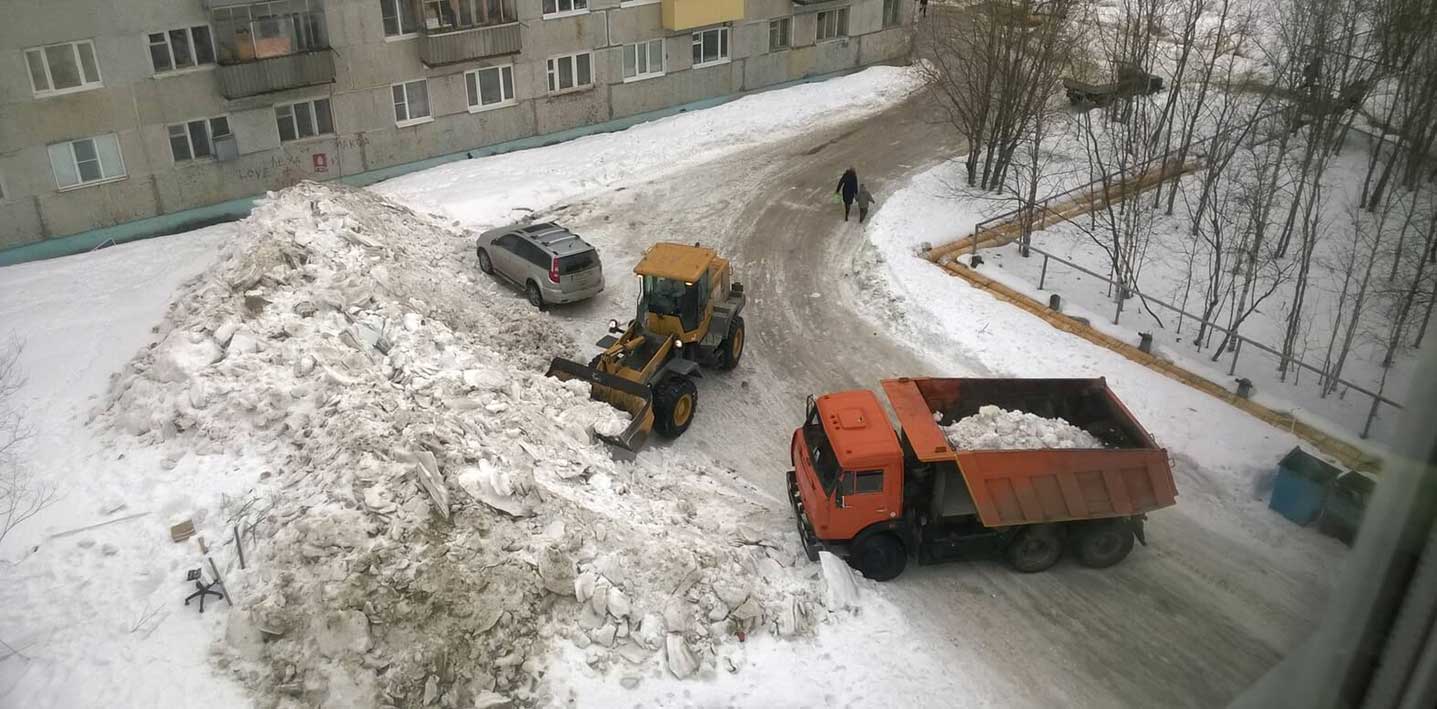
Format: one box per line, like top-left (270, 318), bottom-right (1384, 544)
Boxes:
top-left (1027, 244), bottom-right (1404, 439)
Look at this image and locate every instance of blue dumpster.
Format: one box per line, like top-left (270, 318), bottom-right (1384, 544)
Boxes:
top-left (1269, 447), bottom-right (1342, 526)
top-left (1318, 470), bottom-right (1377, 545)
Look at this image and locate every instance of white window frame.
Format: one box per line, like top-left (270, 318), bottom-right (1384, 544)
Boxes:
top-left (49, 134), bottom-right (127, 191)
top-left (622, 39), bottom-right (665, 82)
top-left (147, 25), bottom-right (216, 74)
top-left (691, 27), bottom-right (730, 69)
top-left (26, 39), bottom-right (103, 98)
top-left (392, 79), bottom-right (433, 127)
top-left (546, 51), bottom-right (594, 94)
top-left (275, 97), bottom-right (335, 143)
top-left (817, 8), bottom-right (850, 42)
top-left (381, 0), bottom-right (420, 39)
top-left (882, 0), bottom-right (902, 28)
top-left (167, 116), bottom-right (232, 163)
top-left (466, 64), bottom-right (516, 112)
top-left (542, 0), bottom-right (589, 19)
top-left (618, 0), bottom-right (659, 6)
top-left (769, 17), bottom-right (792, 52)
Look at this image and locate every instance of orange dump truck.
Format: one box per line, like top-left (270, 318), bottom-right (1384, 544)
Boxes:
top-left (787, 377), bottom-right (1178, 580)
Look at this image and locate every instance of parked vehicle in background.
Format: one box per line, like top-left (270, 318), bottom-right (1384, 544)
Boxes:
top-left (788, 377), bottom-right (1179, 580)
top-left (475, 222), bottom-right (605, 308)
top-left (1062, 64), bottom-right (1165, 107)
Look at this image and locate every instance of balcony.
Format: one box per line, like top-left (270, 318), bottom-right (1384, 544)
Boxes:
top-left (662, 0), bottom-right (744, 31)
top-left (420, 22), bottom-right (522, 67)
top-left (216, 49), bottom-right (335, 99)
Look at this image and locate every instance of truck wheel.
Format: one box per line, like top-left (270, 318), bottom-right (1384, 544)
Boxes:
top-left (855, 534), bottom-right (906, 582)
top-left (1006, 524), bottom-right (1063, 573)
top-left (1073, 521), bottom-right (1134, 569)
top-left (717, 316), bottom-right (745, 370)
top-left (653, 375), bottom-right (697, 439)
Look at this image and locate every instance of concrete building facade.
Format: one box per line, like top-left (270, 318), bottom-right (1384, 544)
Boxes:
top-left (0, 0), bottom-right (911, 251)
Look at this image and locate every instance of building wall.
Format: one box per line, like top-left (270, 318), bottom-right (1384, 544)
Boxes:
top-left (0, 0), bottom-right (911, 251)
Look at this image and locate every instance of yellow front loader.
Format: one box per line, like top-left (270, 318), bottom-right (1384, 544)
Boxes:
top-left (547, 242), bottom-right (747, 456)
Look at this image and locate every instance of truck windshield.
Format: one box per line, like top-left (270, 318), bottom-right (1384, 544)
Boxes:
top-left (802, 403), bottom-right (841, 495)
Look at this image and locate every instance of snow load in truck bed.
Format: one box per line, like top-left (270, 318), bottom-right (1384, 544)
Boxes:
top-left (939, 405), bottom-right (1104, 450)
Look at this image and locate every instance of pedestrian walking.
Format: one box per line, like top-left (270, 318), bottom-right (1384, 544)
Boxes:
top-left (856, 184), bottom-right (876, 223)
top-left (836, 167), bottom-right (859, 221)
top-left (919, 0), bottom-right (928, 18)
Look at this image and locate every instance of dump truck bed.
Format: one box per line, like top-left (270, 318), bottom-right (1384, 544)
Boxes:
top-left (882, 377), bottom-right (1177, 528)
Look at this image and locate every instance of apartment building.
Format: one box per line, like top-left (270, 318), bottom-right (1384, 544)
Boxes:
top-left (0, 0), bottom-right (911, 252)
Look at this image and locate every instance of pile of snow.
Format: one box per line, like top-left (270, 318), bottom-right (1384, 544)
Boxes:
top-left (941, 405), bottom-right (1104, 450)
top-left (93, 182), bottom-right (842, 707)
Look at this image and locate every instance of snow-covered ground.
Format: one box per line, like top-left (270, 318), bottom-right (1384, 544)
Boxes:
top-left (0, 66), bottom-right (974, 709)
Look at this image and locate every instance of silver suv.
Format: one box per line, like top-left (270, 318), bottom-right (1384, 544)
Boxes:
top-left (475, 222), bottom-right (605, 308)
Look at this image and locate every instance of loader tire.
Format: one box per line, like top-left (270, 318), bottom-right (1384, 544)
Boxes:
top-left (854, 533), bottom-right (906, 582)
top-left (1006, 524), bottom-right (1063, 573)
top-left (717, 316), bottom-right (745, 370)
top-left (653, 376), bottom-right (697, 439)
top-left (1073, 521), bottom-right (1134, 569)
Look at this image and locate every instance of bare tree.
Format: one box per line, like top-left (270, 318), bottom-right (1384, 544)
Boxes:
top-left (1, 338), bottom-right (55, 548)
top-left (921, 0), bottom-right (1078, 192)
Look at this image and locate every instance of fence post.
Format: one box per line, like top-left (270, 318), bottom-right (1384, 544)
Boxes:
top-left (1038, 253), bottom-right (1049, 290)
top-left (1228, 338), bottom-right (1242, 376)
top-left (1361, 396), bottom-right (1381, 439)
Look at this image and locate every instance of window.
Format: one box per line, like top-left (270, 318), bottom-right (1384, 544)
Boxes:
top-left (457, 0), bottom-right (517, 27)
top-left (466, 65), bottom-right (515, 110)
top-left (691, 27), bottom-right (729, 67)
top-left (148, 26), bottom-right (215, 73)
top-left (883, 0), bottom-right (901, 28)
top-left (168, 117), bottom-right (231, 162)
top-left (26, 40), bottom-right (102, 97)
top-left (542, 0), bottom-right (588, 17)
top-left (275, 98), bottom-right (334, 142)
top-left (769, 18), bottom-right (791, 52)
top-left (380, 0), bottom-right (418, 36)
top-left (212, 0), bottom-right (328, 63)
top-left (817, 8), bottom-right (849, 41)
top-left (623, 39), bottom-right (664, 81)
top-left (841, 470), bottom-right (885, 495)
top-left (392, 79), bottom-right (432, 126)
top-left (546, 52), bottom-right (593, 92)
top-left (48, 134), bottom-right (126, 190)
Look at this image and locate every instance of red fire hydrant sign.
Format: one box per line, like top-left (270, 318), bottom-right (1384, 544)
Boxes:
top-left (313, 153), bottom-right (329, 172)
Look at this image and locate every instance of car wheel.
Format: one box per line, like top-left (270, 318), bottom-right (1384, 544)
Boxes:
top-left (477, 248), bottom-right (494, 274)
top-left (1073, 521), bottom-right (1135, 569)
top-left (718, 316), bottom-right (745, 371)
top-left (1006, 524), bottom-right (1063, 573)
top-left (526, 281), bottom-right (544, 309)
top-left (653, 375), bottom-right (697, 439)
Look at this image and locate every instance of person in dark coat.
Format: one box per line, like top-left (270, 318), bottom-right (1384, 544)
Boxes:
top-left (919, 0), bottom-right (929, 18)
top-left (836, 167), bottom-right (859, 221)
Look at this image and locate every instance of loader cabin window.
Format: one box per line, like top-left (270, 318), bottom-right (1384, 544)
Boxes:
top-left (803, 402), bottom-right (841, 495)
top-left (642, 274), bottom-right (707, 332)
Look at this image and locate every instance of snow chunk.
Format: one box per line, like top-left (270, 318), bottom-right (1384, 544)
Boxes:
top-left (940, 405), bottom-right (1104, 450)
top-left (819, 551), bottom-right (861, 612)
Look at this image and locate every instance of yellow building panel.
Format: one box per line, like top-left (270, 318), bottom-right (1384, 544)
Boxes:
top-left (662, 0), bottom-right (746, 31)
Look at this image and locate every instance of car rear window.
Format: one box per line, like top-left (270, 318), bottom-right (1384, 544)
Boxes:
top-left (558, 251), bottom-right (597, 275)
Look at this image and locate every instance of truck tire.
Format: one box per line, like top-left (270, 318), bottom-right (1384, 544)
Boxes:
top-left (717, 316), bottom-right (745, 370)
top-left (854, 533), bottom-right (906, 582)
top-left (653, 375), bottom-right (697, 439)
top-left (1006, 524), bottom-right (1063, 573)
top-left (1073, 521), bottom-right (1135, 569)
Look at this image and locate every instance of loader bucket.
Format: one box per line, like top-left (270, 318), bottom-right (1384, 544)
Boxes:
top-left (546, 357), bottom-right (655, 458)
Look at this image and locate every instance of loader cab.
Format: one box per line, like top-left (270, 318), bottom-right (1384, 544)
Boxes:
top-left (792, 390), bottom-right (905, 543)
top-left (633, 243), bottom-right (728, 343)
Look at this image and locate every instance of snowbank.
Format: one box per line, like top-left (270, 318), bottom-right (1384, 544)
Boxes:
top-left (372, 65), bottom-right (926, 228)
top-left (942, 405), bottom-right (1103, 450)
top-left (91, 182), bottom-right (851, 707)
